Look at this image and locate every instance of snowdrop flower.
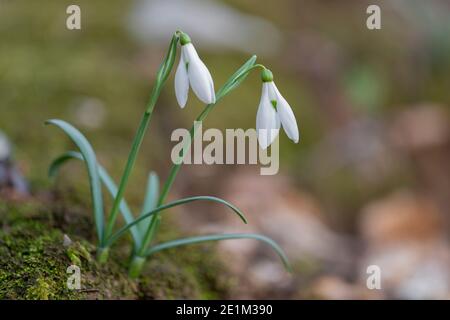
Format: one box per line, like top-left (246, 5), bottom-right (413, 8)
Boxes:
top-left (256, 69), bottom-right (299, 149)
top-left (175, 32), bottom-right (215, 108)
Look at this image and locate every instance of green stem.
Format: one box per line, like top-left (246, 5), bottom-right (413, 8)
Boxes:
top-left (103, 34), bottom-right (178, 244)
top-left (104, 109), bottom-right (152, 240)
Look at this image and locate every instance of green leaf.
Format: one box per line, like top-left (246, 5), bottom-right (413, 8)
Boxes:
top-left (48, 151), bottom-right (79, 178)
top-left (145, 233), bottom-right (291, 272)
top-left (216, 55), bottom-right (257, 100)
top-left (107, 196), bottom-right (248, 246)
top-left (49, 151), bottom-right (142, 247)
top-left (226, 55), bottom-right (257, 87)
top-left (160, 34), bottom-right (179, 84)
top-left (139, 172), bottom-right (159, 235)
top-left (46, 119), bottom-right (105, 244)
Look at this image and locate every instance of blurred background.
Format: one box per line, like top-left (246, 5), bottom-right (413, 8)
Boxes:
top-left (1, 0), bottom-right (449, 299)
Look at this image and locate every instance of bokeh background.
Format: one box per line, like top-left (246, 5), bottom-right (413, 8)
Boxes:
top-left (1, 0), bottom-right (450, 299)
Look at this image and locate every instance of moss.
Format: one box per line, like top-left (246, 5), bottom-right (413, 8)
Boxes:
top-left (0, 209), bottom-right (82, 299)
top-left (136, 248), bottom-right (231, 299)
top-left (26, 277), bottom-right (54, 300)
top-left (0, 196), bottom-right (232, 299)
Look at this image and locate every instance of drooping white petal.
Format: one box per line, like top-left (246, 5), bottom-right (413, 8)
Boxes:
top-left (174, 54), bottom-right (189, 108)
top-left (206, 66), bottom-right (216, 104)
top-left (182, 42), bottom-right (199, 61)
top-left (256, 83), bottom-right (280, 149)
top-left (183, 43), bottom-right (215, 104)
top-left (267, 81), bottom-right (278, 102)
top-left (272, 82), bottom-right (299, 143)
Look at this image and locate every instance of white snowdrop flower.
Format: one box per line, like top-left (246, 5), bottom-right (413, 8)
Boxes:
top-left (175, 33), bottom-right (215, 108)
top-left (256, 69), bottom-right (299, 149)
top-left (256, 81), bottom-right (280, 149)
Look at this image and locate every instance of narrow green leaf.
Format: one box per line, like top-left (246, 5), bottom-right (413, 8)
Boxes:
top-left (48, 151), bottom-right (80, 178)
top-left (160, 35), bottom-right (179, 83)
top-left (49, 151), bottom-right (142, 247)
top-left (46, 119), bottom-right (105, 243)
top-left (225, 55), bottom-right (257, 88)
top-left (216, 55), bottom-right (257, 99)
top-left (107, 196), bottom-right (247, 246)
top-left (139, 172), bottom-right (159, 234)
top-left (145, 233), bottom-right (291, 272)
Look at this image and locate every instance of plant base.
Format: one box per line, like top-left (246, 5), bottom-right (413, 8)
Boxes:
top-left (128, 256), bottom-right (146, 279)
top-left (96, 247), bottom-right (110, 264)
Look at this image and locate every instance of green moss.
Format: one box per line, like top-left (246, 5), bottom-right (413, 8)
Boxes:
top-left (0, 211), bottom-right (81, 299)
top-left (26, 278), bottom-right (54, 300)
top-left (0, 196), bottom-right (232, 299)
top-left (135, 245), bottom-right (231, 299)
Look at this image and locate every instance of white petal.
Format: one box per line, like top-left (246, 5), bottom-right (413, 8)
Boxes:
top-left (184, 43), bottom-right (215, 104)
top-left (272, 83), bottom-right (299, 143)
top-left (174, 54), bottom-right (189, 108)
top-left (256, 83), bottom-right (280, 149)
top-left (267, 81), bottom-right (278, 102)
top-left (182, 43), bottom-right (199, 61)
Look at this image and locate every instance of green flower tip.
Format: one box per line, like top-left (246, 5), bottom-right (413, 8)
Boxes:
top-left (261, 69), bottom-right (273, 82)
top-left (179, 32), bottom-right (191, 45)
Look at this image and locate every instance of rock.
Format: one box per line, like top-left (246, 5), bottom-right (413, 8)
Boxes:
top-left (389, 104), bottom-right (450, 227)
top-left (359, 191), bottom-right (443, 245)
top-left (308, 276), bottom-right (384, 300)
top-left (358, 191), bottom-right (450, 299)
top-left (63, 234), bottom-right (73, 247)
top-left (0, 130), bottom-right (29, 196)
top-left (390, 104), bottom-right (450, 151)
top-left (0, 131), bottom-right (11, 161)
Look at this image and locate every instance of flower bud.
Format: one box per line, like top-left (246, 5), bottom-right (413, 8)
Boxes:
top-left (261, 69), bottom-right (274, 83)
top-left (179, 32), bottom-right (191, 46)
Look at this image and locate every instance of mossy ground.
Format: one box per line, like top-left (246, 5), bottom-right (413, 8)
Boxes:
top-left (0, 193), bottom-right (232, 299)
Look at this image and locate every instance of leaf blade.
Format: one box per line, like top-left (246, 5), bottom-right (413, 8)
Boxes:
top-left (216, 55), bottom-right (257, 100)
top-left (49, 151), bottom-right (142, 247)
top-left (107, 196), bottom-right (248, 246)
top-left (46, 119), bottom-right (105, 243)
top-left (145, 233), bottom-right (291, 271)
top-left (139, 172), bottom-right (159, 234)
